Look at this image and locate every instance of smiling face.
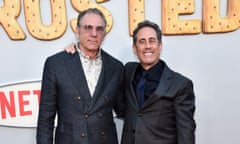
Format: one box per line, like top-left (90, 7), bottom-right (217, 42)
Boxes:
top-left (76, 13), bottom-right (106, 59)
top-left (133, 26), bottom-right (162, 70)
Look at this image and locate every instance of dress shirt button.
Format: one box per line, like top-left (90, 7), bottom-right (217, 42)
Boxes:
top-left (99, 113), bottom-right (103, 118)
top-left (104, 96), bottom-right (108, 99)
top-left (77, 96), bottom-right (81, 100)
top-left (81, 133), bottom-right (86, 137)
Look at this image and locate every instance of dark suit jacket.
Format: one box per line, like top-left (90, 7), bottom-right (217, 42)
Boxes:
top-left (37, 50), bottom-right (124, 144)
top-left (121, 61), bottom-right (195, 144)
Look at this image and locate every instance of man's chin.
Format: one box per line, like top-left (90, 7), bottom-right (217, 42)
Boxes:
top-left (87, 45), bottom-right (100, 51)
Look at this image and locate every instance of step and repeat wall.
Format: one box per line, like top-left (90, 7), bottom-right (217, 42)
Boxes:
top-left (1, 0), bottom-right (240, 144)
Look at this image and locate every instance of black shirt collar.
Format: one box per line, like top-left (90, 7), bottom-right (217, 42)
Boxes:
top-left (134, 60), bottom-right (164, 83)
top-left (145, 60), bottom-right (164, 81)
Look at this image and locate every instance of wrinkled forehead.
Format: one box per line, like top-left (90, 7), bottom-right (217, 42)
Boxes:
top-left (80, 13), bottom-right (105, 26)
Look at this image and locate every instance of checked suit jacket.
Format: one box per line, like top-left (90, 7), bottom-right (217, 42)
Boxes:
top-left (37, 50), bottom-right (124, 144)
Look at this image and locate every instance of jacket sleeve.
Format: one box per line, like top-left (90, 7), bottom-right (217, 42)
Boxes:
top-left (174, 79), bottom-right (196, 144)
top-left (36, 58), bottom-right (57, 144)
top-left (114, 64), bottom-right (126, 119)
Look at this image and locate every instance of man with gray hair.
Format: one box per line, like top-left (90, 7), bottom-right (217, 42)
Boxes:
top-left (37, 8), bottom-right (125, 144)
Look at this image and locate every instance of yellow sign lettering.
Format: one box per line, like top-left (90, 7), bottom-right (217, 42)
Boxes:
top-left (0, 0), bottom-right (240, 41)
top-left (128, 0), bottom-right (144, 36)
top-left (23, 0), bottom-right (67, 40)
top-left (203, 0), bottom-right (240, 33)
top-left (0, 0), bottom-right (26, 40)
top-left (161, 0), bottom-right (201, 35)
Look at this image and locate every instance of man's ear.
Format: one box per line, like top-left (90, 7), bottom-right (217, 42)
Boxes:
top-left (75, 27), bottom-right (80, 39)
top-left (159, 42), bottom-right (163, 53)
top-left (132, 44), bottom-right (137, 55)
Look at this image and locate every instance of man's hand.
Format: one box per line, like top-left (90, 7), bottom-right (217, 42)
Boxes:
top-left (64, 43), bottom-right (76, 54)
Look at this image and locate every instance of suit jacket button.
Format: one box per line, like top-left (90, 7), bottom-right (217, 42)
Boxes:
top-left (137, 114), bottom-right (142, 117)
top-left (101, 131), bottom-right (105, 135)
top-left (132, 129), bottom-right (135, 133)
top-left (99, 113), bottom-right (103, 118)
top-left (77, 96), bottom-right (81, 100)
top-left (104, 96), bottom-right (108, 99)
top-left (81, 133), bottom-right (85, 137)
top-left (84, 114), bottom-right (89, 118)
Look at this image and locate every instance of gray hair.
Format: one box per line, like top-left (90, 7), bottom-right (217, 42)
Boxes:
top-left (76, 8), bottom-right (107, 28)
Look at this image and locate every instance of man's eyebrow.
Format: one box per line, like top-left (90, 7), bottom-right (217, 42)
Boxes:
top-left (138, 38), bottom-right (146, 41)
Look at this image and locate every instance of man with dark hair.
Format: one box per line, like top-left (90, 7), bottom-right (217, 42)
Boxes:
top-left (121, 20), bottom-right (196, 144)
top-left (63, 19), bottom-right (196, 144)
top-left (37, 8), bottom-right (125, 144)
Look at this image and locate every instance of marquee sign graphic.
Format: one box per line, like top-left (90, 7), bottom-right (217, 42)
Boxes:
top-left (0, 81), bottom-right (41, 127)
top-left (1, 0), bottom-right (240, 129)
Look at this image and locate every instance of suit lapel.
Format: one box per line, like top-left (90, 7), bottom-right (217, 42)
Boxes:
top-left (65, 53), bottom-right (91, 106)
top-left (87, 51), bottom-right (110, 112)
top-left (142, 63), bottom-right (173, 107)
top-left (87, 63), bottom-right (105, 111)
top-left (155, 64), bottom-right (173, 96)
top-left (128, 63), bottom-right (141, 110)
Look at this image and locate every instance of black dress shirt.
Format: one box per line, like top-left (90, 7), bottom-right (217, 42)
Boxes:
top-left (133, 60), bottom-right (164, 102)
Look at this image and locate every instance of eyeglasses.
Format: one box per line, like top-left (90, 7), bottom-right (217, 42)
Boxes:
top-left (80, 25), bottom-right (105, 34)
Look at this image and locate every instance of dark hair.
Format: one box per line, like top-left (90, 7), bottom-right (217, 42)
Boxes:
top-left (133, 20), bottom-right (162, 44)
top-left (76, 8), bottom-right (107, 28)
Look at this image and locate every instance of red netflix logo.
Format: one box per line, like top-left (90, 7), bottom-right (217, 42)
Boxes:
top-left (0, 81), bottom-right (41, 127)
